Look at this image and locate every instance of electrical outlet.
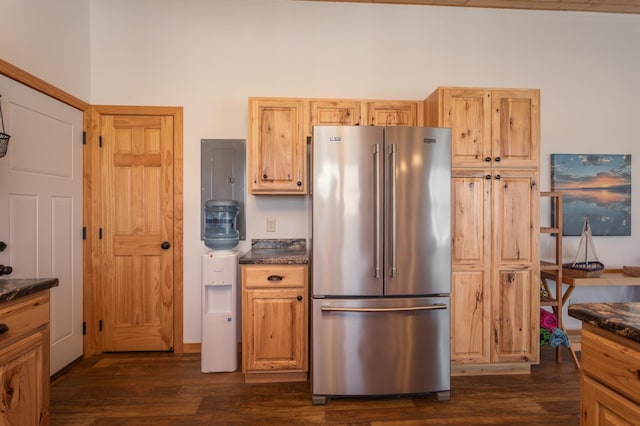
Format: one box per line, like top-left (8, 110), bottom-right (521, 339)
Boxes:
top-left (266, 217), bottom-right (276, 232)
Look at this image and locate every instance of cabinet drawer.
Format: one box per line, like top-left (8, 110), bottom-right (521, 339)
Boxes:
top-left (243, 265), bottom-right (307, 288)
top-left (582, 325), bottom-right (640, 405)
top-left (0, 293), bottom-right (49, 349)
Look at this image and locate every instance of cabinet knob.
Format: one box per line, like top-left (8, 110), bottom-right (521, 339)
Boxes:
top-left (161, 242), bottom-right (171, 250)
top-left (485, 157), bottom-right (491, 162)
top-left (495, 157), bottom-right (501, 162)
top-left (263, 174), bottom-right (268, 179)
top-left (297, 181), bottom-right (302, 187)
top-left (297, 295), bottom-right (303, 301)
top-left (485, 175), bottom-right (492, 180)
top-left (0, 324), bottom-right (8, 335)
top-left (0, 265), bottom-right (12, 276)
top-left (495, 174), bottom-right (501, 180)
top-left (0, 241), bottom-right (6, 252)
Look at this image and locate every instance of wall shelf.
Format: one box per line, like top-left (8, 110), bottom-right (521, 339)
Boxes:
top-left (540, 191), bottom-right (580, 368)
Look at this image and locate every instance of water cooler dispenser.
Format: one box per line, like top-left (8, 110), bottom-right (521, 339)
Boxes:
top-left (201, 200), bottom-right (240, 373)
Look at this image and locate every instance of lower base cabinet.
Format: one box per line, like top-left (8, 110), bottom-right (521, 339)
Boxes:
top-left (241, 264), bottom-right (308, 383)
top-left (0, 292), bottom-right (51, 425)
top-left (580, 323), bottom-right (640, 425)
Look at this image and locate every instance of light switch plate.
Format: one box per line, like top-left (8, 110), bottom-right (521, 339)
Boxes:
top-left (266, 217), bottom-right (276, 232)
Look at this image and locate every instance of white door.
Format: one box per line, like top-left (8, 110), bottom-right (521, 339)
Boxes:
top-left (0, 75), bottom-right (83, 375)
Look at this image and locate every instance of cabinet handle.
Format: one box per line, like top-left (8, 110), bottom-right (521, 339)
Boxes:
top-left (267, 275), bottom-right (283, 281)
top-left (495, 157), bottom-right (501, 162)
top-left (0, 324), bottom-right (9, 335)
top-left (297, 295), bottom-right (303, 301)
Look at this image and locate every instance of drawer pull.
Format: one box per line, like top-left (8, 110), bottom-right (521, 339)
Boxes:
top-left (0, 324), bottom-right (9, 335)
top-left (267, 275), bottom-right (283, 282)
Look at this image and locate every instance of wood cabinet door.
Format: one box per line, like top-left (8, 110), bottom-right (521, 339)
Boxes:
top-left (0, 331), bottom-right (45, 425)
top-left (309, 100), bottom-right (361, 135)
top-left (491, 169), bottom-right (539, 363)
top-left (364, 101), bottom-right (420, 126)
top-left (451, 170), bottom-right (492, 363)
top-left (491, 89), bottom-right (540, 168)
top-left (582, 375), bottom-right (640, 426)
top-left (243, 287), bottom-right (307, 372)
top-left (440, 88), bottom-right (492, 168)
top-left (248, 98), bottom-right (306, 194)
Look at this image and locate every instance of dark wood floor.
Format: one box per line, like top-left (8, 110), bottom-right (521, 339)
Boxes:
top-left (50, 346), bottom-right (580, 425)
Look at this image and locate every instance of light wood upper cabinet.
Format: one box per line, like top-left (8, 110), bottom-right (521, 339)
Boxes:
top-left (364, 101), bottom-right (422, 126)
top-left (425, 87), bottom-right (539, 168)
top-left (309, 100), bottom-right (362, 130)
top-left (248, 98), bottom-right (307, 194)
top-left (249, 97), bottom-right (423, 195)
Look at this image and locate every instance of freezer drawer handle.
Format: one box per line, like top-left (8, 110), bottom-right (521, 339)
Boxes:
top-left (321, 304), bottom-right (447, 313)
top-left (267, 275), bottom-right (283, 281)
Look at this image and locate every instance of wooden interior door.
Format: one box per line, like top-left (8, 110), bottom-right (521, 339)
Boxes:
top-left (100, 114), bottom-right (174, 351)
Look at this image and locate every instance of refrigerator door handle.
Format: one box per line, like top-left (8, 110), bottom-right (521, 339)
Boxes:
top-left (321, 304), bottom-right (447, 313)
top-left (390, 143), bottom-right (397, 278)
top-left (373, 143), bottom-right (381, 278)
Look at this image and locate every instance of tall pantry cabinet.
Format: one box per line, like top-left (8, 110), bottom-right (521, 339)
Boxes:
top-left (425, 87), bottom-right (541, 374)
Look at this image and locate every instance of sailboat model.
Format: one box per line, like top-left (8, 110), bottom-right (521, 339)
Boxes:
top-left (563, 216), bottom-right (605, 278)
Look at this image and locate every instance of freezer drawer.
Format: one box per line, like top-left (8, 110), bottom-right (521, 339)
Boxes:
top-left (311, 297), bottom-right (450, 403)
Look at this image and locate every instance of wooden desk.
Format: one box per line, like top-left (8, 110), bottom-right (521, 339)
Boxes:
top-left (542, 268), bottom-right (640, 307)
top-left (541, 268), bottom-right (640, 369)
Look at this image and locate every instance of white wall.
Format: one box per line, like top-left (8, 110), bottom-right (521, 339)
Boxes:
top-left (4, 0), bottom-right (640, 340)
top-left (0, 0), bottom-right (91, 100)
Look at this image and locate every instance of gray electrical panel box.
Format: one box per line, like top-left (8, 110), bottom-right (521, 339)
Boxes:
top-left (201, 139), bottom-right (246, 241)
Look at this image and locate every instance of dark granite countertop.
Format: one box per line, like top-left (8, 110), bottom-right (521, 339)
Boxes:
top-left (0, 278), bottom-right (59, 304)
top-left (239, 239), bottom-right (309, 265)
top-left (568, 302), bottom-right (640, 343)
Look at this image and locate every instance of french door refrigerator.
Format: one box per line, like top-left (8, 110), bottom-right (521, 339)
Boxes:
top-left (311, 125), bottom-right (451, 405)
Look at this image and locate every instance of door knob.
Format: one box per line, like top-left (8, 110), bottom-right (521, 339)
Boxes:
top-left (161, 242), bottom-right (171, 250)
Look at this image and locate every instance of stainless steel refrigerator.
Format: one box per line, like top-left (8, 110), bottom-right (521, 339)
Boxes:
top-left (311, 125), bottom-right (451, 405)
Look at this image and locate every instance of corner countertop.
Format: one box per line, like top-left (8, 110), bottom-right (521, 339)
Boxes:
top-left (239, 239), bottom-right (309, 265)
top-left (568, 302), bottom-right (640, 344)
top-left (0, 278), bottom-right (59, 304)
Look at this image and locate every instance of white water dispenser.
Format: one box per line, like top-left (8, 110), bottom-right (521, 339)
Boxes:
top-left (201, 250), bottom-right (239, 373)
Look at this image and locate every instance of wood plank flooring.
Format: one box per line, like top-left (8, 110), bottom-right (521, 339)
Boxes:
top-left (50, 346), bottom-right (580, 425)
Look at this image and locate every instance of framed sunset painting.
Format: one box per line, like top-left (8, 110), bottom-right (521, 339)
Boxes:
top-left (551, 154), bottom-right (631, 236)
